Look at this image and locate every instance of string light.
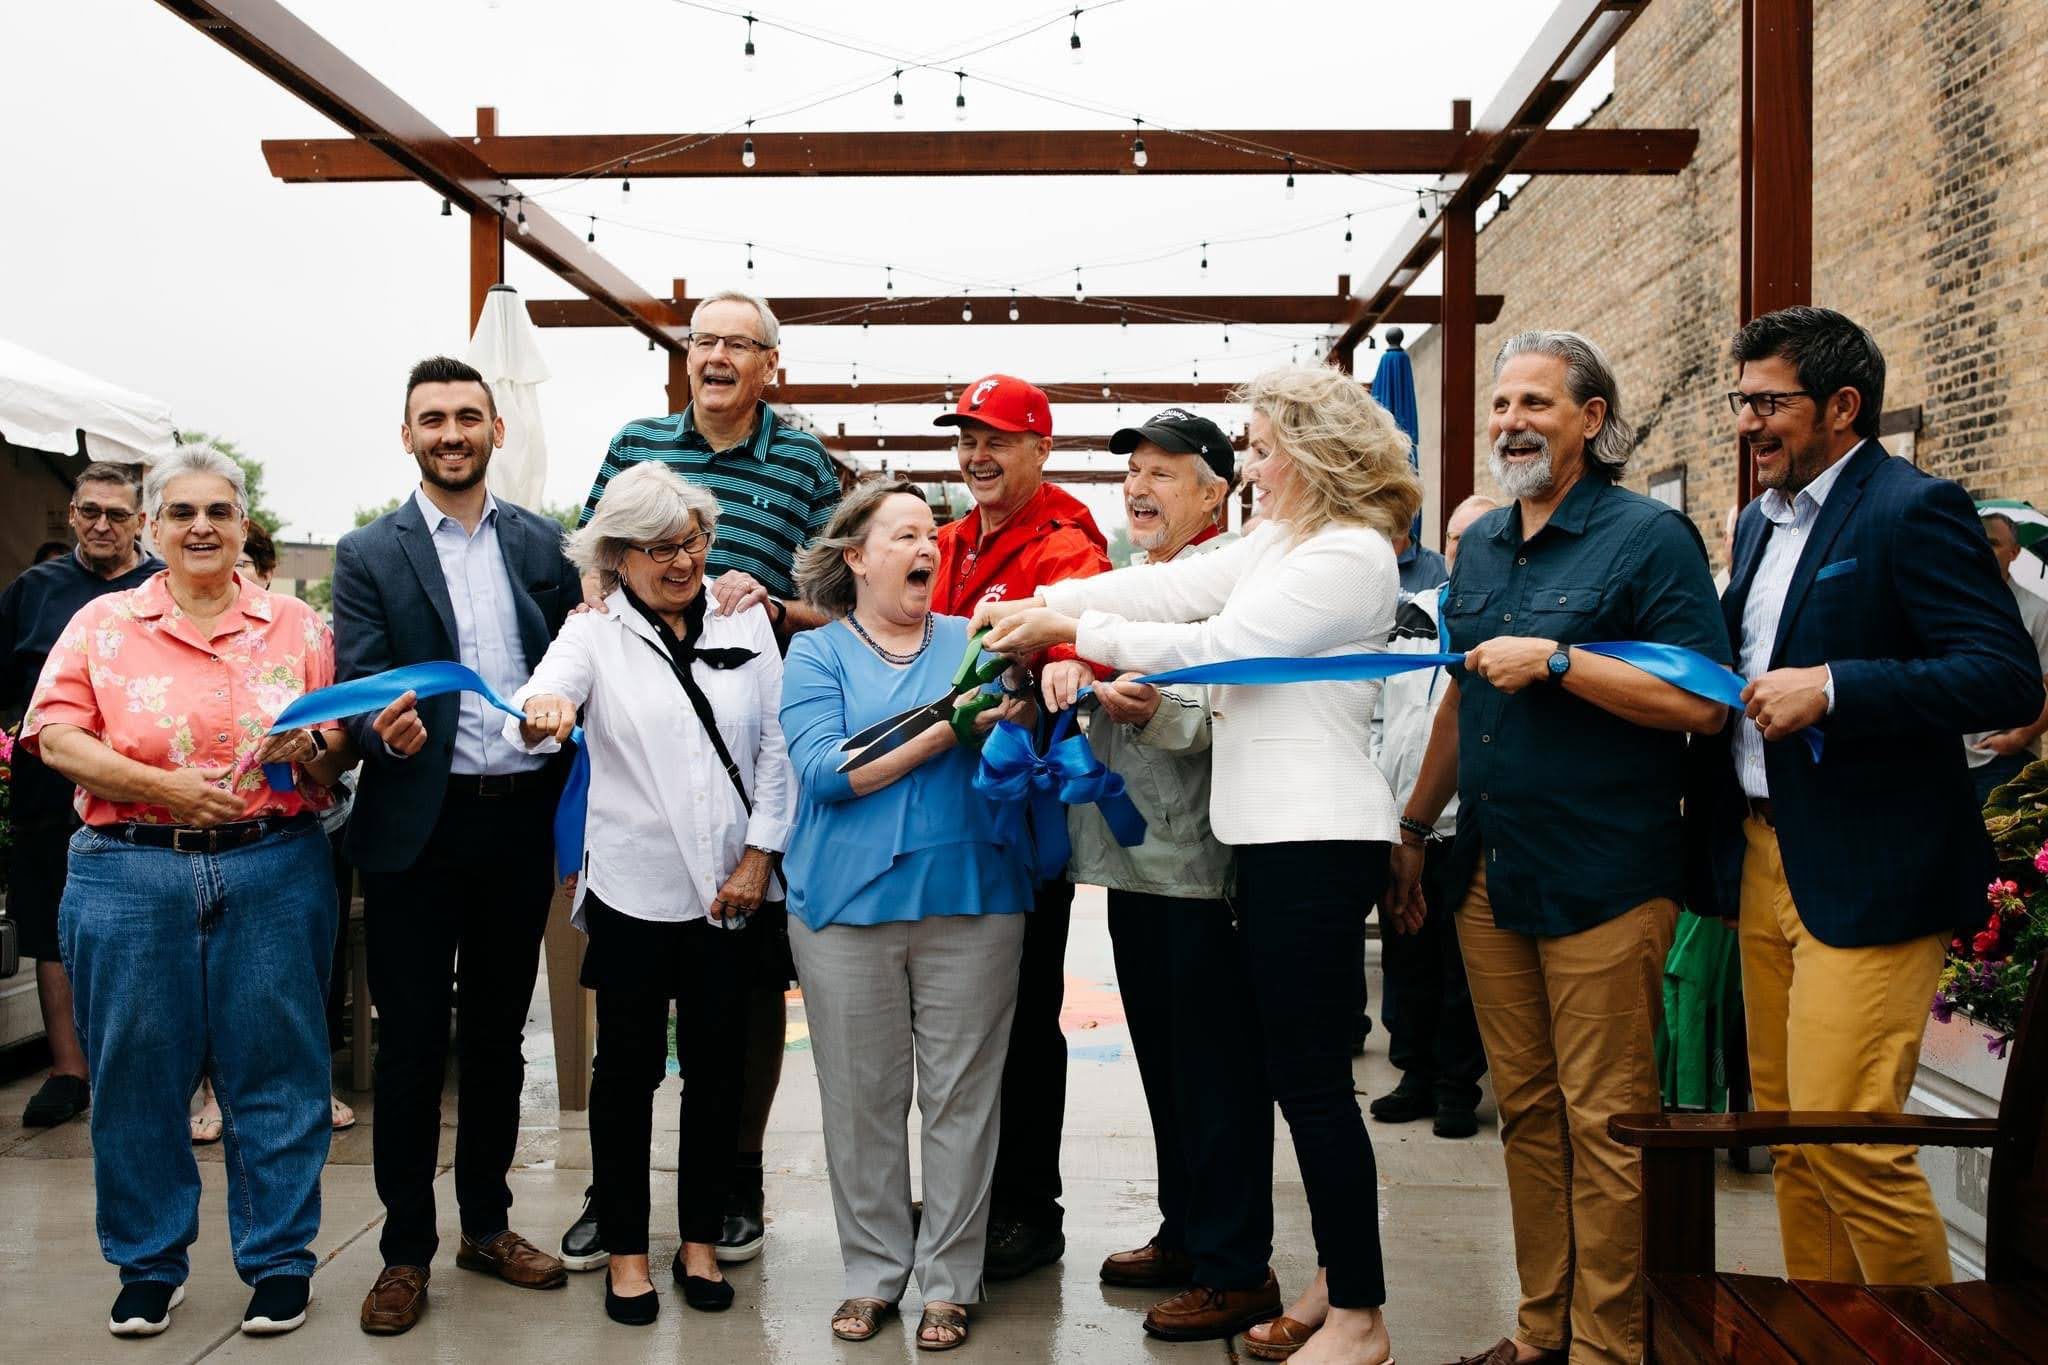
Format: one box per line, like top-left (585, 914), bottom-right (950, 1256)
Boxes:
top-left (587, 216), bottom-right (596, 243)
top-left (1223, 325), bottom-right (1231, 347)
top-left (515, 195), bottom-right (528, 235)
top-left (741, 120), bottom-right (756, 168)
top-left (743, 12), bottom-right (756, 70)
top-left (1343, 212), bottom-right (1353, 251)
top-left (961, 288), bottom-right (973, 322)
top-left (1200, 242), bottom-right (1209, 274)
top-left (1119, 308), bottom-right (1128, 329)
top-left (745, 241), bottom-right (754, 275)
top-left (440, 198), bottom-right (452, 217)
top-left (1069, 8), bottom-right (1083, 64)
top-left (621, 158), bottom-right (631, 194)
top-left (892, 69), bottom-right (905, 120)
top-left (885, 265), bottom-right (894, 293)
top-left (1074, 266), bottom-right (1085, 301)
top-left (851, 361), bottom-right (860, 389)
top-left (1132, 118), bottom-right (1147, 169)
top-left (944, 377), bottom-right (955, 403)
top-left (954, 71), bottom-right (968, 122)
top-left (1101, 373), bottom-right (1111, 398)
top-left (1284, 155), bottom-right (1296, 199)
top-left (1416, 189), bottom-right (1427, 220)
top-left (1009, 287), bottom-right (1020, 321)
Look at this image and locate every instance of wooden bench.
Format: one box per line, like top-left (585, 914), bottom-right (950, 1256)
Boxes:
top-left (1610, 967), bottom-right (2048, 1362)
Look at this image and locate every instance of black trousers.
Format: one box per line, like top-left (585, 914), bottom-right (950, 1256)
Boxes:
top-left (1236, 840), bottom-right (1391, 1309)
top-left (989, 877), bottom-right (1074, 1230)
top-left (362, 783), bottom-right (555, 1268)
top-left (1378, 839), bottom-right (1487, 1111)
top-left (1109, 890), bottom-right (1274, 1289)
top-left (584, 902), bottom-right (751, 1254)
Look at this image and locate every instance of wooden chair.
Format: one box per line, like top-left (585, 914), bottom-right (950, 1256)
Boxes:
top-left (1610, 967), bottom-right (2048, 1362)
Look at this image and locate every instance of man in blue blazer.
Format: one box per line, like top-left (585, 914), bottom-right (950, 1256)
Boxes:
top-left (1688, 307), bottom-right (2044, 1285)
top-left (332, 357), bottom-right (584, 1334)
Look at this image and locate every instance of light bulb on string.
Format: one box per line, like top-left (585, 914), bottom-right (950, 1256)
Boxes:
top-left (954, 71), bottom-right (967, 122)
top-left (515, 196), bottom-right (528, 235)
top-left (741, 121), bottom-right (756, 169)
top-left (1008, 287), bottom-right (1020, 322)
top-left (586, 217), bottom-right (596, 243)
top-left (743, 13), bottom-right (756, 70)
top-left (892, 69), bottom-right (905, 119)
top-left (1132, 118), bottom-right (1147, 168)
top-left (944, 377), bottom-right (955, 403)
top-left (1101, 374), bottom-right (1111, 399)
top-left (1223, 325), bottom-right (1231, 348)
top-left (745, 242), bottom-right (754, 276)
top-left (1284, 155), bottom-right (1296, 200)
top-left (1069, 8), bottom-right (1083, 64)
top-left (1074, 267), bottom-right (1085, 302)
top-left (1119, 308), bottom-right (1128, 329)
top-left (620, 158), bottom-right (631, 194)
top-left (440, 198), bottom-right (452, 217)
top-left (885, 265), bottom-right (894, 293)
top-left (1416, 189), bottom-right (1427, 220)
top-left (1200, 242), bottom-right (1208, 274)
top-left (1343, 212), bottom-right (1353, 252)
top-left (851, 362), bottom-right (860, 390)
top-left (961, 289), bottom-right (973, 322)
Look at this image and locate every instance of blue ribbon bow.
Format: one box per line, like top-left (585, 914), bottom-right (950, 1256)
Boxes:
top-left (973, 710), bottom-right (1148, 881)
top-left (260, 661), bottom-right (591, 881)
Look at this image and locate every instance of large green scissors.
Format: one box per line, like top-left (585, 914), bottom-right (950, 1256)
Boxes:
top-left (836, 629), bottom-right (1022, 773)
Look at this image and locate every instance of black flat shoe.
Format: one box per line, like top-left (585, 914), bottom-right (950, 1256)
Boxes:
top-left (22, 1073), bottom-right (90, 1127)
top-left (604, 1269), bottom-right (659, 1326)
top-left (671, 1253), bottom-right (734, 1312)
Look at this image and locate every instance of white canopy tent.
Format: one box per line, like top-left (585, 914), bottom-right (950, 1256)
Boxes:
top-left (0, 336), bottom-right (178, 464)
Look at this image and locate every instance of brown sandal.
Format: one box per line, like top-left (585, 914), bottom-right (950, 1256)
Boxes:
top-left (916, 1304), bottom-right (969, 1351)
top-left (831, 1297), bottom-right (897, 1342)
top-left (1245, 1315), bottom-right (1317, 1360)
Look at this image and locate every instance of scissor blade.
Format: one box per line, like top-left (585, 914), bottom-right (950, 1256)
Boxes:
top-left (836, 704), bottom-right (948, 773)
top-left (840, 695), bottom-right (950, 752)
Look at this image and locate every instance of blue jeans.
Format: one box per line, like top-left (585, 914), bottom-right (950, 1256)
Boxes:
top-left (60, 820), bottom-right (337, 1285)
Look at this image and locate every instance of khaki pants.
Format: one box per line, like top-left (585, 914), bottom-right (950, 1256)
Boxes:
top-left (1738, 815), bottom-right (1951, 1283)
top-left (1457, 867), bottom-right (1676, 1365)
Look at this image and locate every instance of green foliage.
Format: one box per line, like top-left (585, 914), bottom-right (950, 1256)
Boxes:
top-left (178, 431), bottom-right (282, 534)
top-left (354, 497), bottom-right (402, 529)
top-left (1939, 760), bottom-right (2048, 1047)
top-left (1106, 524), bottom-right (1136, 568)
top-left (303, 578), bottom-right (333, 612)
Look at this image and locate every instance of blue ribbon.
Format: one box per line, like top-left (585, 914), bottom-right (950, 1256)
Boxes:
top-left (1131, 639), bottom-right (1822, 759)
top-left (261, 661), bottom-right (590, 881)
top-left (973, 710), bottom-right (1148, 880)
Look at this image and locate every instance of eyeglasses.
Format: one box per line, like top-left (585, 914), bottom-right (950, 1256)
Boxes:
top-left (158, 502), bottom-right (243, 526)
top-left (628, 530), bottom-right (712, 563)
top-left (686, 332), bottom-right (772, 356)
top-left (1726, 390), bottom-right (1817, 417)
top-left (72, 502), bottom-right (137, 526)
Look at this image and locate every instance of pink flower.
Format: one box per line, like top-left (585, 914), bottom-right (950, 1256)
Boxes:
top-left (1973, 929), bottom-right (2001, 955)
top-left (2035, 844), bottom-right (2048, 876)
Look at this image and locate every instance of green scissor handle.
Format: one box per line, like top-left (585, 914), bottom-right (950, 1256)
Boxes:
top-left (948, 629), bottom-right (1010, 749)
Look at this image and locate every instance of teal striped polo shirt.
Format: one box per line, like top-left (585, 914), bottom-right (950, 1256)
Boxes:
top-left (581, 401), bottom-right (843, 598)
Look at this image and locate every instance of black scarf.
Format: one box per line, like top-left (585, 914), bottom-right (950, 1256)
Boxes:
top-left (622, 586), bottom-right (760, 672)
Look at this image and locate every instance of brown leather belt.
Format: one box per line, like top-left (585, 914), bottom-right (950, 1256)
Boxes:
top-left (1748, 797), bottom-right (1775, 827)
top-left (112, 812), bottom-right (317, 854)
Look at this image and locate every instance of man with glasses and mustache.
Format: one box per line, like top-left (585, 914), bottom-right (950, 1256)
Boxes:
top-left (565, 289), bottom-right (843, 1272)
top-left (1, 461), bottom-right (160, 1127)
top-left (1388, 332), bottom-right (1728, 1365)
top-left (1686, 306), bottom-right (2043, 1292)
top-left (332, 356), bottom-right (587, 1335)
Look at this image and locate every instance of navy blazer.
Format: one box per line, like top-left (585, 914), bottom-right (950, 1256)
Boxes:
top-left (1685, 440), bottom-right (2044, 947)
top-left (331, 494), bottom-right (582, 872)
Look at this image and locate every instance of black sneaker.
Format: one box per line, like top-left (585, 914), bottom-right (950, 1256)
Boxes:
top-left (22, 1073), bottom-right (90, 1127)
top-left (560, 1185), bottom-right (607, 1271)
top-left (1368, 1082), bottom-right (1435, 1124)
top-left (109, 1281), bottom-right (183, 1337)
top-left (714, 1155), bottom-right (765, 1264)
top-left (984, 1219), bottom-right (1065, 1281)
top-left (241, 1275), bottom-right (310, 1335)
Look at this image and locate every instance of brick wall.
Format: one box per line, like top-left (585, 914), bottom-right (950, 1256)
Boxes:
top-left (1407, 0), bottom-right (2048, 570)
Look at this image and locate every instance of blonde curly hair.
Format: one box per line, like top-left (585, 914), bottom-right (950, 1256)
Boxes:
top-left (1234, 365), bottom-right (1422, 542)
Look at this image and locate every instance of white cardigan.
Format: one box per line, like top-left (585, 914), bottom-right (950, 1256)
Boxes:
top-left (1039, 519), bottom-right (1400, 846)
top-left (505, 587), bottom-right (794, 925)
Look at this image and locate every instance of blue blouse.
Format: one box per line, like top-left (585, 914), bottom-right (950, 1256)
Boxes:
top-left (779, 614), bottom-right (1030, 931)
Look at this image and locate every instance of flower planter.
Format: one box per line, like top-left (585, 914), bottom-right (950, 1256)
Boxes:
top-left (1906, 1008), bottom-right (2009, 1279)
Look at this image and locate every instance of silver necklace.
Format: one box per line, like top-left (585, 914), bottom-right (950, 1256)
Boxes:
top-left (847, 610), bottom-right (932, 665)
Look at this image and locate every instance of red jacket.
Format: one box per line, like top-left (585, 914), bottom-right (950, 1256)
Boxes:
top-left (935, 483), bottom-right (1110, 664)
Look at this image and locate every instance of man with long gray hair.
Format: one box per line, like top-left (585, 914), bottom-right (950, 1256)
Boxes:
top-left (1385, 330), bottom-right (1728, 1364)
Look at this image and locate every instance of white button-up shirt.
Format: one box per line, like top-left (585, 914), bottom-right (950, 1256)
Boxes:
top-left (506, 586), bottom-right (793, 925)
top-left (1733, 442), bottom-right (1859, 798)
top-left (413, 487), bottom-right (542, 776)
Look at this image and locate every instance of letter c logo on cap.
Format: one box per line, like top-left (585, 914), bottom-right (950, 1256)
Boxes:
top-left (969, 379), bottom-right (1000, 409)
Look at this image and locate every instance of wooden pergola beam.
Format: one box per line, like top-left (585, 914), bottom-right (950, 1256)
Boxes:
top-left (774, 382), bottom-right (1240, 405)
top-left (853, 468), bottom-right (1135, 486)
top-left (154, 0), bottom-right (686, 352)
top-left (821, 434), bottom-right (1248, 453)
top-left (533, 291), bottom-right (1503, 329)
top-left (260, 127), bottom-right (1699, 182)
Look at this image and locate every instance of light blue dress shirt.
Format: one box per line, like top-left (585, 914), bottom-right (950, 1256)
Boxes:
top-left (411, 487), bottom-right (544, 776)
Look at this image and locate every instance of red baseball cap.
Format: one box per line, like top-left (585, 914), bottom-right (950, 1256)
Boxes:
top-left (933, 373), bottom-right (1053, 437)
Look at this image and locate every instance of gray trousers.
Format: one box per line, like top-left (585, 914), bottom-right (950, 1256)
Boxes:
top-left (790, 911), bottom-right (1026, 1306)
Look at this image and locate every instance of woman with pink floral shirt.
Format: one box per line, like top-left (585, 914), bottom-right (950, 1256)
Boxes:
top-left (24, 445), bottom-right (412, 1340)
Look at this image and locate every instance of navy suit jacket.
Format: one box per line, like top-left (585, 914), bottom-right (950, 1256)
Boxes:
top-left (1685, 440), bottom-right (2044, 947)
top-left (331, 494), bottom-right (582, 872)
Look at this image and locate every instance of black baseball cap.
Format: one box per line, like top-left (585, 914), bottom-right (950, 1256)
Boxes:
top-left (1109, 408), bottom-right (1236, 484)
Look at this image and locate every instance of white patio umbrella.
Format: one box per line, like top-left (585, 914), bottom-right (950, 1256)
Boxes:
top-left (466, 284), bottom-right (552, 510)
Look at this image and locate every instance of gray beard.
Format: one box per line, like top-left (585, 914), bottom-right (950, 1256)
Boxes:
top-left (1490, 436), bottom-right (1556, 500)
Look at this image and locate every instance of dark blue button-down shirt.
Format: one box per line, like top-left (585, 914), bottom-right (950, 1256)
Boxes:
top-left (1443, 476), bottom-right (1727, 936)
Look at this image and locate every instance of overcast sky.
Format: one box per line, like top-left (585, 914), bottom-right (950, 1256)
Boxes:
top-left (1, 0), bottom-right (1609, 541)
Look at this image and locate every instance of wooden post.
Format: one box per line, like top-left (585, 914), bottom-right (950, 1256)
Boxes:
top-left (1737, 0), bottom-right (1813, 505)
top-left (1438, 99), bottom-right (1477, 541)
top-left (665, 277), bottom-right (692, 412)
top-left (467, 106), bottom-right (502, 336)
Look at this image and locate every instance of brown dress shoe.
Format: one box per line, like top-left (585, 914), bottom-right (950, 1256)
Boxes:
top-left (454, 1230), bottom-right (568, 1289)
top-left (1142, 1269), bottom-right (1282, 1341)
top-left (1100, 1238), bottom-right (1196, 1288)
top-left (360, 1265), bottom-right (430, 1335)
top-left (1449, 1339), bottom-right (1567, 1365)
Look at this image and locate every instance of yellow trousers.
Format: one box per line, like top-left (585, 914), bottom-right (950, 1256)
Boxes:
top-left (1738, 814), bottom-right (1952, 1283)
top-left (1457, 867), bottom-right (1676, 1364)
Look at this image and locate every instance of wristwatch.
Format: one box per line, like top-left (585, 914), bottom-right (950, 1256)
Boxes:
top-left (1546, 648), bottom-right (1572, 684)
